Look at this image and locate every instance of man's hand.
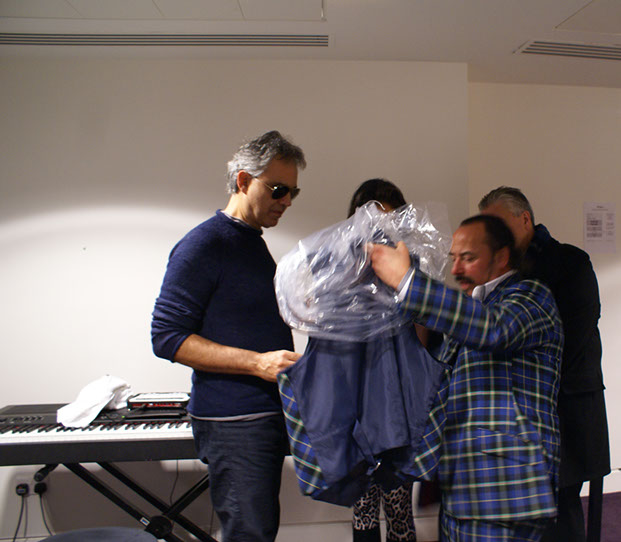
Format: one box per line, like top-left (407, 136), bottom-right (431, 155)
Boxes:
top-left (369, 241), bottom-right (411, 290)
top-left (255, 350), bottom-right (302, 382)
top-left (173, 335), bottom-right (301, 382)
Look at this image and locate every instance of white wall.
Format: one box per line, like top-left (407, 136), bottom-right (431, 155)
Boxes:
top-left (469, 81), bottom-right (621, 493)
top-left (0, 58), bottom-right (468, 541)
top-left (4, 59), bottom-right (619, 541)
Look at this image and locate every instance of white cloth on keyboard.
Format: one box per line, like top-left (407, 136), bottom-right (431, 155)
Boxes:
top-left (57, 375), bottom-right (132, 428)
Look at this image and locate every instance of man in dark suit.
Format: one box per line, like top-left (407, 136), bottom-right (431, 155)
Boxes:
top-left (479, 186), bottom-right (610, 542)
top-left (369, 214), bottom-right (563, 541)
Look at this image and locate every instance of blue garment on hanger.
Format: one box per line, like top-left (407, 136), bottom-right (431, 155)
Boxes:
top-left (279, 325), bottom-right (450, 506)
top-left (276, 202), bottom-right (453, 505)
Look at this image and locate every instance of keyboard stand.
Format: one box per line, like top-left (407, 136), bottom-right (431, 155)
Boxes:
top-left (40, 462), bottom-right (217, 542)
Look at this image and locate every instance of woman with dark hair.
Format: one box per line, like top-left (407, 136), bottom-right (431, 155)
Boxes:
top-left (348, 178), bottom-right (417, 542)
top-left (347, 178), bottom-right (408, 219)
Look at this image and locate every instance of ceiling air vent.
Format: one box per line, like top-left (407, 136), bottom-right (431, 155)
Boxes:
top-left (517, 40), bottom-right (621, 61)
top-left (0, 33), bottom-right (330, 47)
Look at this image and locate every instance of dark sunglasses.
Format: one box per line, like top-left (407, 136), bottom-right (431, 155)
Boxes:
top-left (255, 178), bottom-right (300, 200)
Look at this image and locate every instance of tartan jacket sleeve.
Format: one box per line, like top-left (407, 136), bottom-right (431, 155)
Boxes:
top-left (400, 269), bottom-right (565, 522)
top-left (401, 269), bottom-right (562, 359)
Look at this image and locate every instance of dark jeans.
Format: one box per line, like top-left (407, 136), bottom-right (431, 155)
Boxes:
top-left (192, 415), bottom-right (288, 542)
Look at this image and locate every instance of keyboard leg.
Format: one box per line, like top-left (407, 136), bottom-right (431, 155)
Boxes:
top-left (98, 462), bottom-right (217, 542)
top-left (34, 464), bottom-right (58, 482)
top-left (63, 463), bottom-right (186, 542)
top-left (163, 469), bottom-right (212, 517)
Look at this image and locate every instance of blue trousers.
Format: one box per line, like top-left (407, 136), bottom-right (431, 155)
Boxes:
top-left (192, 415), bottom-right (288, 542)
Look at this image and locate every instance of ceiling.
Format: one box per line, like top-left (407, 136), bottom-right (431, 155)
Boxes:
top-left (1, 0), bottom-right (621, 88)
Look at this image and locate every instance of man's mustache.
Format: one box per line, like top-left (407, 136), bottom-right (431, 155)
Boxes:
top-left (455, 275), bottom-right (474, 285)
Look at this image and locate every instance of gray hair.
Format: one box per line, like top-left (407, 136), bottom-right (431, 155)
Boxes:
top-left (478, 186), bottom-right (535, 225)
top-left (226, 130), bottom-right (306, 194)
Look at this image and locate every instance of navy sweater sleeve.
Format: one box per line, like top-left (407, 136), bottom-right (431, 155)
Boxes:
top-left (151, 222), bottom-right (220, 361)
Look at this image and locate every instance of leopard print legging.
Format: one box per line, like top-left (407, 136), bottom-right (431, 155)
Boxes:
top-left (352, 482), bottom-right (416, 541)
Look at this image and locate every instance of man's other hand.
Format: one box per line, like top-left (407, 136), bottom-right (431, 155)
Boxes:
top-left (368, 241), bottom-right (411, 290)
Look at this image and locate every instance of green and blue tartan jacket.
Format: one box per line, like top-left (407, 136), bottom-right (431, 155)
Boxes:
top-left (404, 270), bottom-right (563, 521)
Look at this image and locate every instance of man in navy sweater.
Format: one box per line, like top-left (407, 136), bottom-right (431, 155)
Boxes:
top-left (152, 130), bottom-right (306, 542)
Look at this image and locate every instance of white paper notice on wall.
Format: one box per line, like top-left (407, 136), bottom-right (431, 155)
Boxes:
top-left (583, 202), bottom-right (616, 253)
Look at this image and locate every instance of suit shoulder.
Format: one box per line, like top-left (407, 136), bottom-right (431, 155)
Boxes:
top-left (558, 242), bottom-right (591, 264)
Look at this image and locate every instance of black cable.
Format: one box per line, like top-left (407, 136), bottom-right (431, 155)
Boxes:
top-left (168, 460), bottom-right (180, 504)
top-left (23, 494), bottom-right (28, 539)
top-left (38, 494), bottom-right (54, 536)
top-left (11, 495), bottom-right (25, 542)
top-left (209, 501), bottom-right (216, 536)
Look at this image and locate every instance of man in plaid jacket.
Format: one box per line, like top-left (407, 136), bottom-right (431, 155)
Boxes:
top-left (369, 214), bottom-right (563, 541)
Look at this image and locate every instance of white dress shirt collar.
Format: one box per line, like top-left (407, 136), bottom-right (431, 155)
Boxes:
top-left (471, 270), bottom-right (517, 302)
